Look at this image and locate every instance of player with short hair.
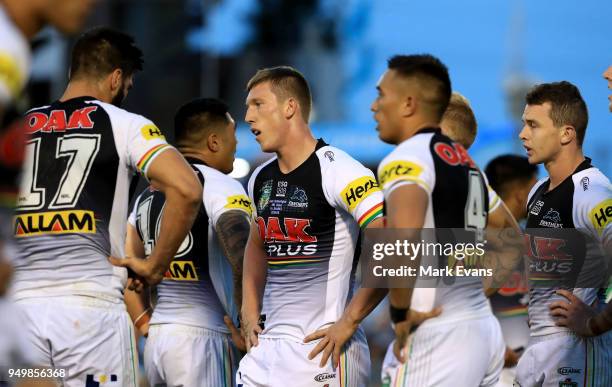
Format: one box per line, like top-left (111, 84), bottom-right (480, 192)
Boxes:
top-left (238, 66), bottom-right (385, 387)
top-left (374, 55), bottom-right (507, 387)
top-left (516, 81), bottom-right (612, 386)
top-left (0, 2), bottom-right (97, 384)
top-left (11, 27), bottom-right (202, 387)
top-left (125, 98), bottom-right (250, 387)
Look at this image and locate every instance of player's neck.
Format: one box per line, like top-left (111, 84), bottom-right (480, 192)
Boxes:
top-left (3, 0), bottom-right (44, 39)
top-left (544, 149), bottom-right (585, 191)
top-left (178, 148), bottom-right (214, 168)
top-left (276, 128), bottom-right (317, 174)
top-left (60, 80), bottom-right (107, 103)
top-left (397, 120), bottom-right (440, 144)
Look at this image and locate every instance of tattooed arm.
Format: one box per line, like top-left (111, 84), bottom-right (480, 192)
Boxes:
top-left (215, 210), bottom-right (251, 311)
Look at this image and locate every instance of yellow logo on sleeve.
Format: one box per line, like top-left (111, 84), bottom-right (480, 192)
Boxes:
top-left (341, 176), bottom-right (380, 212)
top-left (378, 160), bottom-right (424, 188)
top-left (140, 124), bottom-right (165, 140)
top-left (14, 210), bottom-right (96, 237)
top-left (225, 195), bottom-right (253, 216)
top-left (589, 198), bottom-right (612, 235)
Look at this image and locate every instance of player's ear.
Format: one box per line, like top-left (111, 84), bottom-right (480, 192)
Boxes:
top-left (402, 94), bottom-right (416, 118)
top-left (109, 69), bottom-right (123, 92)
top-left (559, 125), bottom-right (576, 145)
top-left (207, 132), bottom-right (220, 152)
top-left (284, 98), bottom-right (297, 120)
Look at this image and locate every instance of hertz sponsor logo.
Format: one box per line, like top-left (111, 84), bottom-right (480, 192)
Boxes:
top-left (163, 261), bottom-right (199, 281)
top-left (589, 199), bottom-right (612, 235)
top-left (14, 210), bottom-right (95, 237)
top-left (140, 124), bottom-right (165, 140)
top-left (341, 176), bottom-right (380, 212)
top-left (225, 195), bottom-right (253, 216)
top-left (378, 161), bottom-right (423, 188)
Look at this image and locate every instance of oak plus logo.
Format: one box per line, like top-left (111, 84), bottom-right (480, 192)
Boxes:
top-left (26, 106), bottom-right (97, 134)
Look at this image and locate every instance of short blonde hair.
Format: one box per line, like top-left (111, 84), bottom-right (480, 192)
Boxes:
top-left (440, 92), bottom-right (477, 149)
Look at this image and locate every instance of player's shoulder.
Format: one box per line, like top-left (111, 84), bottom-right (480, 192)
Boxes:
top-left (91, 100), bottom-right (150, 124)
top-left (528, 177), bottom-right (549, 202)
top-left (195, 164), bottom-right (244, 193)
top-left (315, 143), bottom-right (366, 172)
top-left (249, 156), bottom-right (277, 182)
top-left (571, 167), bottom-right (611, 210)
top-left (572, 167), bottom-right (611, 195)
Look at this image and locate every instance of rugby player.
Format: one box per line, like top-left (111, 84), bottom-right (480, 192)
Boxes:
top-left (11, 28), bottom-right (201, 386)
top-left (485, 155), bottom-right (537, 387)
top-left (380, 92), bottom-right (525, 387)
top-left (124, 98), bottom-right (250, 387)
top-left (0, 0), bottom-right (97, 299)
top-left (238, 66), bottom-right (385, 387)
top-left (374, 55), bottom-right (506, 386)
top-left (516, 81), bottom-right (612, 386)
top-left (0, 1), bottom-right (96, 384)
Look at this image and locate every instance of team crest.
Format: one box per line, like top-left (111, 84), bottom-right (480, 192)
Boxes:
top-left (258, 180), bottom-right (273, 212)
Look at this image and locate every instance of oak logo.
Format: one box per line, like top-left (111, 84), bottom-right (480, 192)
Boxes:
top-left (434, 142), bottom-right (475, 168)
top-left (14, 210), bottom-right (96, 237)
top-left (341, 176), bottom-right (380, 211)
top-left (140, 124), bottom-right (165, 140)
top-left (164, 261), bottom-right (199, 281)
top-left (26, 106), bottom-right (97, 134)
top-left (256, 216), bottom-right (317, 243)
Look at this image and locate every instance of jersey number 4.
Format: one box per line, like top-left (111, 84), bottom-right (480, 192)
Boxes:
top-left (465, 170), bottom-right (487, 241)
top-left (18, 134), bottom-right (101, 210)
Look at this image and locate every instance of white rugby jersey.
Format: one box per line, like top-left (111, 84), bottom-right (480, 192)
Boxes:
top-left (11, 97), bottom-right (172, 301)
top-left (377, 128), bottom-right (492, 324)
top-left (248, 139), bottom-right (384, 341)
top-left (525, 158), bottom-right (611, 336)
top-left (0, 5), bottom-right (30, 105)
top-left (129, 162), bottom-right (252, 332)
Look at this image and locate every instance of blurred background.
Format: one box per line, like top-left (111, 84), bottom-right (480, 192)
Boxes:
top-left (24, 0), bottom-right (611, 385)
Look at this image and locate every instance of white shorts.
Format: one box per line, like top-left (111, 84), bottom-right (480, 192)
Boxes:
top-left (144, 324), bottom-right (239, 387)
top-left (515, 331), bottom-right (612, 387)
top-left (381, 315), bottom-right (505, 387)
top-left (237, 328), bottom-right (370, 387)
top-left (15, 296), bottom-right (138, 387)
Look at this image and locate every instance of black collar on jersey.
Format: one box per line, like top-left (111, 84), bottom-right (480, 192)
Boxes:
top-left (541, 157), bottom-right (593, 195)
top-left (414, 127), bottom-right (441, 136)
top-left (51, 95), bottom-right (98, 106)
top-left (315, 138), bottom-right (328, 150)
top-left (184, 156), bottom-right (209, 167)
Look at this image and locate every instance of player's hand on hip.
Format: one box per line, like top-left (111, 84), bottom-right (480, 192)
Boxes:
top-left (224, 315), bottom-right (247, 352)
top-left (109, 255), bottom-right (162, 286)
top-left (240, 315), bottom-right (262, 352)
top-left (304, 314), bottom-right (358, 369)
top-left (550, 289), bottom-right (597, 337)
top-left (393, 307), bottom-right (441, 363)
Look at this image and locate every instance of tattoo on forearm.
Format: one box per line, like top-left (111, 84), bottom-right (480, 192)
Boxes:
top-left (216, 210), bottom-right (251, 309)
